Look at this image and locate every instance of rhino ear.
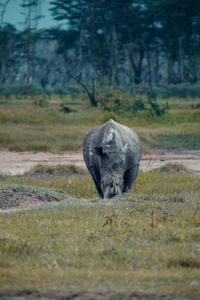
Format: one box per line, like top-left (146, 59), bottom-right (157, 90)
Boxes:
top-left (122, 143), bottom-right (129, 153)
top-left (95, 146), bottom-right (104, 157)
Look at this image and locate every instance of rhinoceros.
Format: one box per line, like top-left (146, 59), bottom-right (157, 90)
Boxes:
top-left (83, 119), bottom-right (142, 199)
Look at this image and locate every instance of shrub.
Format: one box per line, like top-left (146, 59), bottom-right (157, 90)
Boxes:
top-left (33, 95), bottom-right (50, 107)
top-left (99, 90), bottom-right (166, 117)
top-left (99, 90), bottom-right (146, 113)
top-left (147, 91), bottom-right (166, 117)
top-left (60, 104), bottom-right (76, 114)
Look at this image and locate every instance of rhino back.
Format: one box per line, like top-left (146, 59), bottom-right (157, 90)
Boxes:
top-left (83, 119), bottom-right (141, 169)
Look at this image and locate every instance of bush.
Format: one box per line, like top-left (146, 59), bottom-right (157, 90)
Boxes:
top-left (60, 104), bottom-right (76, 114)
top-left (147, 91), bottom-right (166, 117)
top-left (99, 90), bottom-right (166, 117)
top-left (156, 83), bottom-right (200, 99)
top-left (33, 95), bottom-right (49, 107)
top-left (0, 84), bottom-right (44, 98)
top-left (99, 90), bottom-right (146, 113)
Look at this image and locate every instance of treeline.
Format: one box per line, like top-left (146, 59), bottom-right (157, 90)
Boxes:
top-left (0, 0), bottom-right (200, 87)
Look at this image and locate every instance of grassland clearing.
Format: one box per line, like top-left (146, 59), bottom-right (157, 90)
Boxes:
top-left (0, 164), bottom-right (200, 298)
top-left (0, 94), bottom-right (200, 299)
top-left (0, 95), bottom-right (199, 152)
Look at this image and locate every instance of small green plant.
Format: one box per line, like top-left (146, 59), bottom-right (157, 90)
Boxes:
top-left (154, 163), bottom-right (189, 174)
top-left (147, 91), bottom-right (166, 117)
top-left (33, 95), bottom-right (49, 107)
top-left (98, 111), bottom-right (119, 123)
top-left (99, 90), bottom-right (147, 114)
top-left (60, 104), bottom-right (76, 114)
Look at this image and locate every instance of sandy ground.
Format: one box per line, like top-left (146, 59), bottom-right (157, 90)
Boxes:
top-left (0, 149), bottom-right (200, 176)
top-left (0, 149), bottom-right (199, 213)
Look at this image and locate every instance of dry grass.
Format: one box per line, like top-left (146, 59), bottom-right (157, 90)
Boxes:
top-left (0, 101), bottom-right (199, 151)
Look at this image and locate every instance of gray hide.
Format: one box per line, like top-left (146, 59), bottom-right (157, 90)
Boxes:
top-left (83, 119), bottom-right (142, 199)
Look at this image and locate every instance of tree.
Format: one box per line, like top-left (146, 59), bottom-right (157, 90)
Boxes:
top-left (21, 0), bottom-right (42, 83)
top-left (0, 0), bottom-right (12, 26)
top-left (0, 24), bottom-right (22, 83)
top-left (148, 0), bottom-right (200, 84)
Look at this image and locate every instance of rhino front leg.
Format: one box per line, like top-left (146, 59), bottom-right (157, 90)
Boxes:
top-left (123, 164), bottom-right (140, 193)
top-left (89, 167), bottom-right (103, 198)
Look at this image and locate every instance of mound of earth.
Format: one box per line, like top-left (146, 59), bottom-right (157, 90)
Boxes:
top-left (152, 162), bottom-right (195, 175)
top-left (0, 184), bottom-right (67, 210)
top-left (24, 163), bottom-right (87, 179)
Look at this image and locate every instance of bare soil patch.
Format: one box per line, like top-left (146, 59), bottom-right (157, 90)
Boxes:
top-left (0, 149), bottom-right (199, 176)
top-left (0, 184), bottom-right (67, 212)
top-left (0, 149), bottom-right (199, 213)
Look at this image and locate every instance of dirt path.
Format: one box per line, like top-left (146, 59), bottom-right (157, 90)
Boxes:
top-left (0, 149), bottom-right (200, 176)
top-left (0, 149), bottom-right (199, 213)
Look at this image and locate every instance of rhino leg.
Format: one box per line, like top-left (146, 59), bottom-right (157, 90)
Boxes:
top-left (123, 164), bottom-right (140, 193)
top-left (89, 167), bottom-right (103, 198)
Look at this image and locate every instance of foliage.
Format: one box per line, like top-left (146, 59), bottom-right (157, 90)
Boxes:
top-left (60, 104), bottom-right (76, 114)
top-left (1, 1), bottom-right (200, 87)
top-left (48, 0), bottom-right (200, 86)
top-left (0, 84), bottom-right (45, 97)
top-left (147, 91), bottom-right (166, 116)
top-left (0, 24), bottom-right (22, 84)
top-left (33, 95), bottom-right (50, 107)
top-left (99, 90), bottom-right (166, 117)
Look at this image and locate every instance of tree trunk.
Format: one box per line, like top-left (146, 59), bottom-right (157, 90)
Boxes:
top-left (146, 49), bottom-right (152, 87)
top-left (127, 43), bottom-right (133, 84)
top-left (0, 0), bottom-right (11, 26)
top-left (127, 42), bottom-right (144, 85)
top-left (189, 56), bottom-right (197, 83)
top-left (154, 49), bottom-right (160, 86)
top-left (178, 37), bottom-right (184, 83)
top-left (70, 73), bottom-right (97, 107)
top-left (167, 54), bottom-right (173, 85)
top-left (112, 25), bottom-right (119, 86)
top-left (26, 30), bottom-right (31, 83)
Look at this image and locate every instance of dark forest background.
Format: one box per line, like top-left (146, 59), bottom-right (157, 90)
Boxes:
top-left (0, 0), bottom-right (200, 96)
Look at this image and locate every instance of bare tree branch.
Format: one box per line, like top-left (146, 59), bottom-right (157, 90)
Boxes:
top-left (0, 0), bottom-right (11, 26)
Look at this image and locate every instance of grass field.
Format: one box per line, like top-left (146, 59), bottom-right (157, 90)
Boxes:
top-left (0, 164), bottom-right (200, 299)
top-left (0, 95), bottom-right (199, 152)
top-left (0, 94), bottom-right (200, 299)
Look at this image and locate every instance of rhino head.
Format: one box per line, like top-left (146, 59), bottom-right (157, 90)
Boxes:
top-left (95, 143), bottom-right (128, 199)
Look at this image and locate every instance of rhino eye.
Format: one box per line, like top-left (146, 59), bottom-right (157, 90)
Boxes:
top-left (95, 146), bottom-right (104, 157)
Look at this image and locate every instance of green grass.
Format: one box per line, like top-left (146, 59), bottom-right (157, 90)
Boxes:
top-left (153, 133), bottom-right (200, 150)
top-left (3, 167), bottom-right (199, 199)
top-left (0, 98), bottom-right (199, 151)
top-left (0, 165), bottom-right (200, 298)
top-left (28, 163), bottom-right (86, 175)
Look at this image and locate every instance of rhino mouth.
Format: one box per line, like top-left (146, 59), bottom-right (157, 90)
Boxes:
top-left (103, 187), bottom-right (122, 199)
top-left (102, 178), bottom-right (123, 199)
